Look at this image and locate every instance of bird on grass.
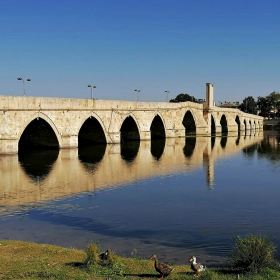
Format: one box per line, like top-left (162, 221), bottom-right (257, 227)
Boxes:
top-left (150, 254), bottom-right (174, 279)
top-left (189, 256), bottom-right (206, 278)
top-left (99, 249), bottom-right (111, 266)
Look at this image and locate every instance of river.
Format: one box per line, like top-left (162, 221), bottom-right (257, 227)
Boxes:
top-left (0, 130), bottom-right (280, 267)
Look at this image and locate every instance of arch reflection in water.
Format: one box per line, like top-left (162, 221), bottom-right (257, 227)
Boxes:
top-left (120, 141), bottom-right (140, 163)
top-left (183, 137), bottom-right (196, 158)
top-left (220, 136), bottom-right (227, 148)
top-left (150, 138), bottom-right (165, 161)
top-left (78, 143), bottom-right (107, 173)
top-left (211, 136), bottom-right (215, 150)
top-left (236, 136), bottom-right (240, 145)
top-left (18, 149), bottom-right (58, 184)
top-left (1, 133), bottom-right (264, 208)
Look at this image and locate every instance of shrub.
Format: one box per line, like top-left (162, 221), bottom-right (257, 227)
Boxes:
top-left (85, 243), bottom-right (101, 266)
top-left (227, 234), bottom-right (277, 274)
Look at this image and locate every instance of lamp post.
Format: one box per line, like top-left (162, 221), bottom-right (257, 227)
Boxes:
top-left (17, 77), bottom-right (31, 96)
top-left (165, 90), bottom-right (170, 102)
top-left (134, 89), bottom-right (140, 102)
top-left (88, 85), bottom-right (96, 99)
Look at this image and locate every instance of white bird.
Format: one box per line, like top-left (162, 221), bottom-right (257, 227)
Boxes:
top-left (189, 256), bottom-right (206, 278)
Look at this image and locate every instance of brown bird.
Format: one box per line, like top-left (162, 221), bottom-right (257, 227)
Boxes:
top-left (150, 254), bottom-right (174, 279)
top-left (189, 256), bottom-right (206, 278)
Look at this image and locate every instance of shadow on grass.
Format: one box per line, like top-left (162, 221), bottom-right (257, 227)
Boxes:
top-left (123, 273), bottom-right (162, 278)
top-left (66, 262), bottom-right (87, 268)
top-left (124, 271), bottom-right (190, 278)
top-left (214, 267), bottom-right (238, 274)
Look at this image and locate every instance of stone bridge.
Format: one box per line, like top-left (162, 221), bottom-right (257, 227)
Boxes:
top-left (0, 83), bottom-right (263, 154)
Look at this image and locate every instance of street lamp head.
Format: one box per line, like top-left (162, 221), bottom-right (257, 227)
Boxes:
top-left (88, 84), bottom-right (96, 99)
top-left (17, 77), bottom-right (31, 96)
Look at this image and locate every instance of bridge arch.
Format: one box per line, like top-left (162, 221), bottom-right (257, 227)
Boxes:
top-left (78, 116), bottom-right (107, 145)
top-left (18, 113), bottom-right (60, 150)
top-left (211, 114), bottom-right (216, 134)
top-left (150, 114), bottom-right (166, 139)
top-left (18, 114), bottom-right (60, 151)
top-left (256, 120), bottom-right (261, 129)
top-left (182, 110), bottom-right (196, 135)
top-left (220, 114), bottom-right (228, 134)
top-left (255, 120), bottom-right (258, 130)
top-left (120, 115), bottom-right (140, 141)
top-left (243, 119), bottom-right (247, 131)
top-left (77, 112), bottom-right (112, 144)
top-left (235, 115), bottom-right (241, 132)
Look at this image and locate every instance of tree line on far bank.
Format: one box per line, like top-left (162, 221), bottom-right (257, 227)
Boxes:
top-left (170, 92), bottom-right (280, 117)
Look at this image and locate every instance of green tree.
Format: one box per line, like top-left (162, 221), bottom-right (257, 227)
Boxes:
top-left (257, 96), bottom-right (270, 117)
top-left (169, 93), bottom-right (196, 103)
top-left (266, 91), bottom-right (280, 117)
top-left (239, 96), bottom-right (257, 114)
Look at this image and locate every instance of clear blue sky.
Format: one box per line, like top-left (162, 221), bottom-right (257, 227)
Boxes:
top-left (1, 0), bottom-right (280, 103)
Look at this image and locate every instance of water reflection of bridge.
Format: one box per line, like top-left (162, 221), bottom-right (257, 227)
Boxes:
top-left (0, 132), bottom-right (263, 208)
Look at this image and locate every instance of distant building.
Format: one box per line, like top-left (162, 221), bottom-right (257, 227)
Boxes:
top-left (197, 98), bottom-right (206, 104)
top-left (218, 101), bottom-right (240, 109)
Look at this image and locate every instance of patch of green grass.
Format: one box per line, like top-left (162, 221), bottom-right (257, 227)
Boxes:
top-left (1, 239), bottom-right (280, 279)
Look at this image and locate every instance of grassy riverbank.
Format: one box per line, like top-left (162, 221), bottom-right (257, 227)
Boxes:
top-left (1, 240), bottom-right (280, 279)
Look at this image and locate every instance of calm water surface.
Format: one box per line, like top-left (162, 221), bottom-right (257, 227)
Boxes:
top-left (1, 131), bottom-right (280, 267)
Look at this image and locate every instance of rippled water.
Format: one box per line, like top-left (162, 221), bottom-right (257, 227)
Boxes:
top-left (1, 131), bottom-right (280, 267)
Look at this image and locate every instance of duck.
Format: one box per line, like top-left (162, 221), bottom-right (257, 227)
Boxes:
top-left (99, 249), bottom-right (111, 266)
top-left (189, 256), bottom-right (206, 278)
top-left (150, 254), bottom-right (174, 279)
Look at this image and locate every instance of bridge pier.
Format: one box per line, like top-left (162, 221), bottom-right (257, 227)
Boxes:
top-left (139, 131), bottom-right (151, 141)
top-left (60, 134), bottom-right (78, 149)
top-left (107, 132), bottom-right (121, 144)
top-left (196, 126), bottom-right (209, 135)
top-left (215, 125), bottom-right (222, 135)
top-left (227, 124), bottom-right (239, 133)
top-left (172, 129), bottom-right (185, 138)
top-left (0, 139), bottom-right (18, 154)
top-left (240, 123), bottom-right (245, 132)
